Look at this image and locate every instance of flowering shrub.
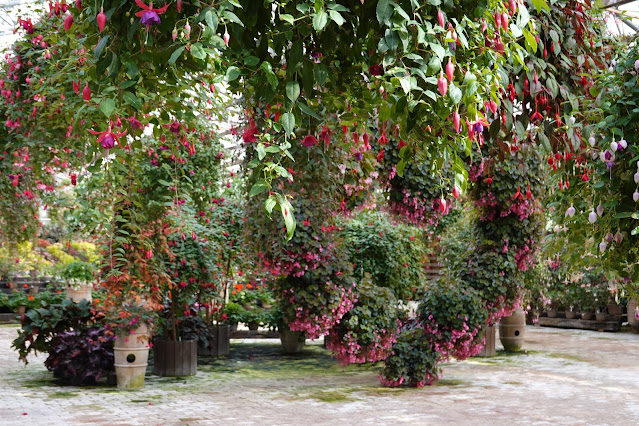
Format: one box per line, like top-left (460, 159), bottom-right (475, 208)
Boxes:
top-left (326, 278), bottom-right (405, 366)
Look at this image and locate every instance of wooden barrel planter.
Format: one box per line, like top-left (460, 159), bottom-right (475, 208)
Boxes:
top-left (477, 325), bottom-right (496, 357)
top-left (153, 339), bottom-right (197, 376)
top-left (628, 298), bottom-right (639, 332)
top-left (114, 323), bottom-right (150, 389)
top-left (197, 325), bottom-right (230, 357)
top-left (65, 284), bottom-right (92, 303)
top-left (499, 309), bottom-right (526, 352)
top-left (280, 329), bottom-right (305, 354)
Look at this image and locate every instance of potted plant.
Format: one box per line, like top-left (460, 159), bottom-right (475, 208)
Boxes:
top-left (6, 289), bottom-right (30, 314)
top-left (224, 302), bottom-right (243, 332)
top-left (57, 260), bottom-right (95, 303)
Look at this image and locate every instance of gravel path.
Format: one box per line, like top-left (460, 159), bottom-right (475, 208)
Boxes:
top-left (1, 323), bottom-right (638, 425)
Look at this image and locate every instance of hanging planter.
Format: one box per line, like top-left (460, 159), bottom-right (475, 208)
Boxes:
top-left (114, 323), bottom-right (150, 389)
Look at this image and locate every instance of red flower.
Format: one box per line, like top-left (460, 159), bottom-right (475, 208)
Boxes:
top-left (302, 134), bottom-right (318, 147)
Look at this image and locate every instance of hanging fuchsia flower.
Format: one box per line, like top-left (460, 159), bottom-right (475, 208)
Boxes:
top-left (88, 124), bottom-right (127, 150)
top-left (302, 134), bottom-right (318, 147)
top-left (135, 1), bottom-right (170, 27)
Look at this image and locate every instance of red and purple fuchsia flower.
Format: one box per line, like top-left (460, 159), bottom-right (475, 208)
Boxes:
top-left (135, 1), bottom-right (169, 41)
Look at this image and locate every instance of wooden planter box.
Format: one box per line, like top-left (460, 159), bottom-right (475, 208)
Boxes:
top-left (153, 339), bottom-right (197, 376)
top-left (197, 325), bottom-right (230, 357)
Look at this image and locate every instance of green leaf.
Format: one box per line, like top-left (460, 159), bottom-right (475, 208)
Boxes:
top-left (523, 29), bottom-right (537, 54)
top-left (298, 102), bottom-right (320, 119)
top-left (531, 0), bottom-right (550, 13)
top-left (256, 143), bottom-right (266, 160)
top-left (280, 13), bottom-right (295, 24)
top-left (396, 159), bottom-right (406, 177)
top-left (226, 66), bottom-right (241, 82)
top-left (281, 112), bottom-right (295, 135)
top-left (313, 11), bottom-right (328, 31)
top-left (94, 35), bottom-right (109, 59)
top-left (264, 196), bottom-right (277, 217)
top-left (249, 180), bottom-right (269, 197)
top-left (244, 56), bottom-right (260, 67)
top-left (123, 92), bottom-right (142, 110)
top-left (204, 8), bottom-right (218, 33)
top-left (314, 64), bottom-right (327, 87)
top-left (376, 0), bottom-right (394, 25)
top-left (223, 10), bottom-right (244, 27)
top-left (449, 84), bottom-right (462, 104)
top-left (430, 42), bottom-right (445, 61)
top-left (286, 81), bottom-right (300, 102)
top-left (168, 46), bottom-right (186, 65)
top-left (278, 197), bottom-right (296, 241)
top-left (99, 99), bottom-right (116, 118)
top-left (191, 43), bottom-right (207, 60)
top-left (328, 10), bottom-right (345, 26)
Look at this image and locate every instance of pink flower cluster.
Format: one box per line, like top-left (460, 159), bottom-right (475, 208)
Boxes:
top-left (422, 318), bottom-right (484, 361)
top-left (285, 284), bottom-right (356, 340)
top-left (325, 328), bottom-right (396, 366)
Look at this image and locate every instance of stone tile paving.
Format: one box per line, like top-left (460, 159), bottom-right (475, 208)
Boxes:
top-left (1, 323), bottom-right (639, 425)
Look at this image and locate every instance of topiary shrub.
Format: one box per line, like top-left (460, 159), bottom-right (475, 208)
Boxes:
top-left (418, 281), bottom-right (488, 361)
top-left (326, 277), bottom-right (405, 366)
top-left (379, 319), bottom-right (440, 387)
top-left (44, 327), bottom-right (114, 386)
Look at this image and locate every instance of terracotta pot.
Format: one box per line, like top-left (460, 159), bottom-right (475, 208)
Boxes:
top-left (247, 321), bottom-right (259, 331)
top-left (581, 310), bottom-right (594, 321)
top-left (565, 310), bottom-right (579, 319)
top-left (280, 329), bottom-right (305, 354)
top-left (595, 312), bottom-right (607, 321)
top-left (546, 308), bottom-right (558, 318)
top-left (114, 323), bottom-right (150, 389)
top-left (16, 305), bottom-right (26, 314)
top-left (499, 309), bottom-right (526, 352)
top-left (65, 284), bottom-right (92, 303)
top-left (608, 303), bottom-right (623, 316)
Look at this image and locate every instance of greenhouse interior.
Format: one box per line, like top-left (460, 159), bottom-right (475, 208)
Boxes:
top-left (1, 0), bottom-right (639, 424)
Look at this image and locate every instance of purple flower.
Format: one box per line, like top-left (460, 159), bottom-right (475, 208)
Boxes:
top-left (102, 134), bottom-right (115, 149)
top-left (474, 123), bottom-right (484, 133)
top-left (354, 152), bottom-right (363, 162)
top-left (140, 10), bottom-right (160, 27)
top-left (449, 42), bottom-right (456, 51)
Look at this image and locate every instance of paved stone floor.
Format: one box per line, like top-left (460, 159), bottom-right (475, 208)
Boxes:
top-left (1, 323), bottom-right (638, 425)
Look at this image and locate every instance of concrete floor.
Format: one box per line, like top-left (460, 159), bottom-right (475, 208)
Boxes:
top-left (1, 323), bottom-right (638, 425)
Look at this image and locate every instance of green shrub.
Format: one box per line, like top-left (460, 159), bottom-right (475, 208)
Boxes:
top-left (339, 211), bottom-right (432, 300)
